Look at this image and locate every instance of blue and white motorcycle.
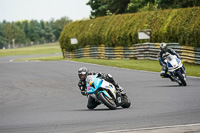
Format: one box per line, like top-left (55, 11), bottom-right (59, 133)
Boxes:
top-left (86, 74), bottom-right (131, 110)
top-left (164, 54), bottom-right (187, 86)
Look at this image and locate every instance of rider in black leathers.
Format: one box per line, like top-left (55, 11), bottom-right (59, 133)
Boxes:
top-left (158, 43), bottom-right (182, 81)
top-left (77, 67), bottom-right (124, 109)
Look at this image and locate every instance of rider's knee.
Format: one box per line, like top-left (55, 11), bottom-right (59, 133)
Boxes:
top-left (105, 74), bottom-right (114, 82)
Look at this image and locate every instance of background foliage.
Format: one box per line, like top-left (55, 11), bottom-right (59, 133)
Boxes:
top-left (87, 0), bottom-right (200, 18)
top-left (87, 0), bottom-right (130, 18)
top-left (0, 17), bottom-right (72, 49)
top-left (59, 7), bottom-right (200, 51)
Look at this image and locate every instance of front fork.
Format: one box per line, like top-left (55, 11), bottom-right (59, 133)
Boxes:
top-left (170, 67), bottom-right (186, 81)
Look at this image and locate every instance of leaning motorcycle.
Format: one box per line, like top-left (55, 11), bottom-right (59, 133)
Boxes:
top-left (86, 74), bottom-right (131, 110)
top-left (164, 54), bottom-right (187, 86)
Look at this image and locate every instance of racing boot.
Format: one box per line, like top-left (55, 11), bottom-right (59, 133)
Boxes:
top-left (161, 73), bottom-right (174, 81)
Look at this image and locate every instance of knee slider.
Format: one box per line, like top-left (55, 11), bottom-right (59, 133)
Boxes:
top-left (160, 73), bottom-right (165, 78)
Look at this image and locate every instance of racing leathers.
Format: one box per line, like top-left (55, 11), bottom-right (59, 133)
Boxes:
top-left (78, 72), bottom-right (124, 109)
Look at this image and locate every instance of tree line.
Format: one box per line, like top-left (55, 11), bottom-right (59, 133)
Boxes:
top-left (87, 0), bottom-right (200, 18)
top-left (0, 17), bottom-right (72, 49)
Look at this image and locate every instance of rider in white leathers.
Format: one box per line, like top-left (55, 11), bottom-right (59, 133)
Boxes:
top-left (158, 43), bottom-right (182, 81)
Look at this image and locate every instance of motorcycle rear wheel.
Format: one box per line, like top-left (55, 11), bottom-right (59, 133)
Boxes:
top-left (177, 72), bottom-right (187, 86)
top-left (98, 92), bottom-right (117, 110)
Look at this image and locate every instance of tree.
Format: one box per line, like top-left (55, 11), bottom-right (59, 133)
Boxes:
top-left (87, 0), bottom-right (130, 18)
top-left (44, 21), bottom-right (55, 42)
top-left (127, 0), bottom-right (146, 13)
top-left (0, 23), bottom-right (8, 48)
top-left (1, 22), bottom-right (26, 47)
top-left (127, 0), bottom-right (200, 13)
top-left (0, 17), bottom-right (72, 47)
top-left (28, 20), bottom-right (41, 43)
top-left (156, 0), bottom-right (200, 9)
top-left (87, 0), bottom-right (108, 18)
top-left (127, 0), bottom-right (157, 13)
top-left (53, 17), bottom-right (72, 40)
top-left (109, 0), bottom-right (130, 14)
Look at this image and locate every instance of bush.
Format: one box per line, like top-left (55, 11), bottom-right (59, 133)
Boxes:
top-left (59, 7), bottom-right (200, 51)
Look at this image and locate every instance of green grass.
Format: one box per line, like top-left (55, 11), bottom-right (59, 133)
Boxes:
top-left (66, 58), bottom-right (200, 77)
top-left (70, 58), bottom-right (160, 72)
top-left (18, 56), bottom-right (200, 77)
top-left (0, 42), bottom-right (62, 57)
top-left (16, 55), bottom-right (64, 61)
top-left (1, 43), bottom-right (199, 77)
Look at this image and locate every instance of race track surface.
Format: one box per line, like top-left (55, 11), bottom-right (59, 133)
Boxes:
top-left (0, 56), bottom-right (200, 133)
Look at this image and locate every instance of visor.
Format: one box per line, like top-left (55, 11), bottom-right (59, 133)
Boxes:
top-left (79, 72), bottom-right (86, 75)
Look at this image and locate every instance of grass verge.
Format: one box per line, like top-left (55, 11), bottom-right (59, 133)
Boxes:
top-left (17, 56), bottom-right (200, 77)
top-left (2, 42), bottom-right (199, 77)
top-left (0, 42), bottom-right (62, 57)
top-left (16, 55), bottom-right (64, 61)
top-left (68, 58), bottom-right (200, 77)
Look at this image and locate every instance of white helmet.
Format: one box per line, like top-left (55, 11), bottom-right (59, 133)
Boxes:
top-left (160, 43), bottom-right (167, 53)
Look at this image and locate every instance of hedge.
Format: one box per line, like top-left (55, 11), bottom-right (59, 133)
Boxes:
top-left (59, 7), bottom-right (200, 52)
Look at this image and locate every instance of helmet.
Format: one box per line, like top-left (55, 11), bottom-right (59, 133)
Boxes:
top-left (78, 67), bottom-right (88, 80)
top-left (160, 43), bottom-right (167, 53)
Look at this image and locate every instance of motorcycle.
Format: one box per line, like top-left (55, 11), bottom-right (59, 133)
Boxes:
top-left (86, 74), bottom-right (131, 110)
top-left (164, 54), bottom-right (187, 86)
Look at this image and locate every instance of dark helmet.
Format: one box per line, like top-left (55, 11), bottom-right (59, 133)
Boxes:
top-left (160, 42), bottom-right (167, 53)
top-left (78, 67), bottom-right (89, 80)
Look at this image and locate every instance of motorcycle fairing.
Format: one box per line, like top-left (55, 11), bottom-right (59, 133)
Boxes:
top-left (87, 75), bottom-right (102, 94)
top-left (167, 62), bottom-right (173, 68)
top-left (86, 74), bottom-right (116, 99)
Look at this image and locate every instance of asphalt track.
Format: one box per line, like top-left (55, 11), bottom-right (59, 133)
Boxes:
top-left (0, 55), bottom-right (200, 133)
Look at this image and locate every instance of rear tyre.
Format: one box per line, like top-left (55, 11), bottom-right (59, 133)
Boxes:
top-left (121, 95), bottom-right (131, 108)
top-left (177, 72), bottom-right (187, 86)
top-left (98, 92), bottom-right (117, 110)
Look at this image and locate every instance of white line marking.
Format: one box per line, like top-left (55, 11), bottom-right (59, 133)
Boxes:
top-left (96, 123), bottom-right (200, 133)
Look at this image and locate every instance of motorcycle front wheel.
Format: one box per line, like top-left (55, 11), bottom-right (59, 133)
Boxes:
top-left (121, 95), bottom-right (131, 108)
top-left (177, 72), bottom-right (187, 86)
top-left (98, 92), bottom-right (117, 110)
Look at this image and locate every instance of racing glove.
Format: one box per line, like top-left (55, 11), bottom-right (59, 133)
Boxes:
top-left (78, 81), bottom-right (87, 96)
top-left (78, 81), bottom-right (83, 89)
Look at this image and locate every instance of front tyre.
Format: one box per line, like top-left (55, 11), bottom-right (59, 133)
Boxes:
top-left (98, 92), bottom-right (117, 110)
top-left (177, 72), bottom-right (187, 86)
top-left (121, 95), bottom-right (131, 108)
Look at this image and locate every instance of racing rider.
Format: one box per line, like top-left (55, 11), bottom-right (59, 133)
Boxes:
top-left (158, 42), bottom-right (182, 81)
top-left (77, 67), bottom-right (125, 109)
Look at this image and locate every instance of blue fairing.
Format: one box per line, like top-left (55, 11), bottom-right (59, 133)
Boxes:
top-left (94, 76), bottom-right (103, 89)
top-left (167, 62), bottom-right (173, 68)
top-left (86, 75), bottom-right (103, 94)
